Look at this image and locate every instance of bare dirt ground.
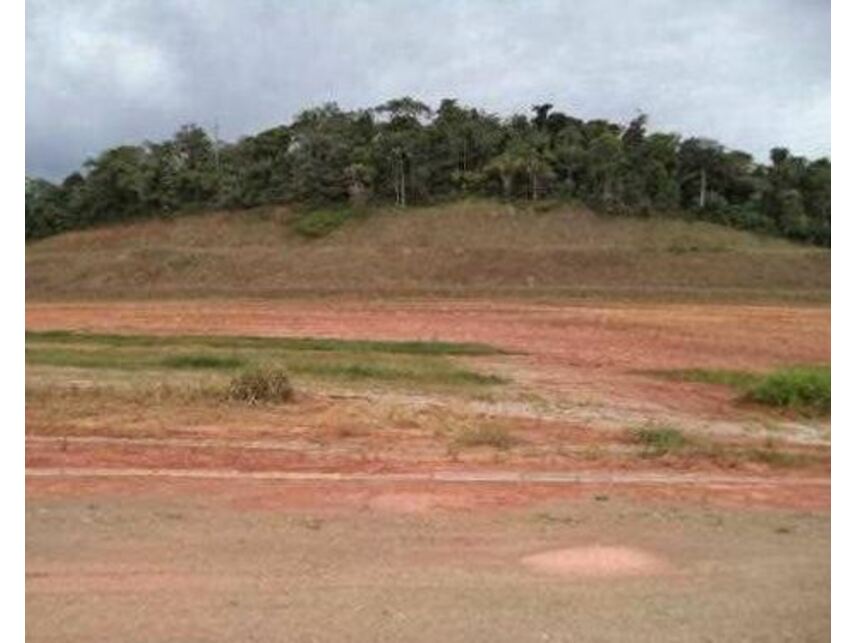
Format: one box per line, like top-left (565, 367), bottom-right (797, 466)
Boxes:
top-left (25, 299), bottom-right (831, 641)
top-left (27, 480), bottom-right (829, 642)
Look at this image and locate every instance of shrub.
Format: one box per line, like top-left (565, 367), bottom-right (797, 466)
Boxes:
top-left (228, 368), bottom-right (294, 404)
top-left (748, 367), bottom-right (830, 414)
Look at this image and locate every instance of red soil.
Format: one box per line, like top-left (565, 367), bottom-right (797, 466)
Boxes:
top-left (25, 299), bottom-right (829, 372)
top-left (25, 299), bottom-right (831, 512)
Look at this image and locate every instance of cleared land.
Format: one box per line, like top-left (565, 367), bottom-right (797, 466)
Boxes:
top-left (25, 204), bottom-right (830, 641)
top-left (26, 299), bottom-right (830, 487)
top-left (25, 299), bottom-right (831, 641)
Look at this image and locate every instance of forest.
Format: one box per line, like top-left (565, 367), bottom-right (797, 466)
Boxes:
top-left (25, 97), bottom-right (831, 246)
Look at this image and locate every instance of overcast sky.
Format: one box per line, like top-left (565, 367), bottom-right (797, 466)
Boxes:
top-left (26, 0), bottom-right (830, 181)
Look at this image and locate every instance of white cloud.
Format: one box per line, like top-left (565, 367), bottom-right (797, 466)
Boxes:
top-left (25, 0), bottom-right (830, 180)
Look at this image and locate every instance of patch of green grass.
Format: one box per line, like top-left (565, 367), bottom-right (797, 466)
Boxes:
top-left (645, 364), bottom-right (830, 415)
top-left (25, 331), bottom-right (507, 393)
top-left (748, 367), bottom-right (830, 414)
top-left (26, 347), bottom-right (149, 370)
top-left (26, 347), bottom-right (245, 372)
top-left (648, 368), bottom-right (761, 389)
top-left (293, 208), bottom-right (353, 238)
top-left (293, 362), bottom-right (409, 381)
top-left (161, 354), bottom-right (245, 370)
top-left (290, 362), bottom-right (505, 387)
top-left (452, 425), bottom-right (516, 450)
top-left (631, 425), bottom-right (689, 456)
top-left (25, 331), bottom-right (502, 356)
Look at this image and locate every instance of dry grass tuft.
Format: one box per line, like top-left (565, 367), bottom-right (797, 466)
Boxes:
top-left (227, 369), bottom-right (294, 405)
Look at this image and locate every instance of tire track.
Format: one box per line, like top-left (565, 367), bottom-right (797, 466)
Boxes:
top-left (25, 466), bottom-right (830, 487)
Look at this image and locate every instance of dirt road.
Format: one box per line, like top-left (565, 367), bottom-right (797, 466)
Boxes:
top-left (27, 480), bottom-right (829, 642)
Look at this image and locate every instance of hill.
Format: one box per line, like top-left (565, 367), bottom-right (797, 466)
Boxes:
top-left (25, 200), bottom-right (830, 301)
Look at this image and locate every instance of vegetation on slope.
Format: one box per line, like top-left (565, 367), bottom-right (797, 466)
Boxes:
top-left (26, 98), bottom-right (830, 245)
top-left (25, 200), bottom-right (829, 300)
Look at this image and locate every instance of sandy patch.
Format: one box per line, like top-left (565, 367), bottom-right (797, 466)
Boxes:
top-left (521, 545), bottom-right (670, 577)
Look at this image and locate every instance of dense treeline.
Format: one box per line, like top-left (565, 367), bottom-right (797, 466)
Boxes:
top-left (26, 98), bottom-right (830, 245)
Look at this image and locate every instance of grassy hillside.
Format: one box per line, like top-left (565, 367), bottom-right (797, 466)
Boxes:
top-left (25, 200), bottom-right (830, 301)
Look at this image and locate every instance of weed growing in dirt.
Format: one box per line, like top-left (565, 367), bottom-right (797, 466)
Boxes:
top-left (628, 424), bottom-right (820, 468)
top-left (632, 425), bottom-right (689, 456)
top-left (452, 425), bottom-right (515, 450)
top-left (227, 369), bottom-right (294, 404)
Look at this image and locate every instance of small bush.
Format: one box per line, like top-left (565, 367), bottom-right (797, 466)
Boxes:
top-left (293, 209), bottom-right (352, 238)
top-left (228, 368), bottom-right (294, 404)
top-left (748, 367), bottom-right (830, 414)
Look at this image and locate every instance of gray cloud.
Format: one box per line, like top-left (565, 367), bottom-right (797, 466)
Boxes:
top-left (26, 0), bottom-right (830, 180)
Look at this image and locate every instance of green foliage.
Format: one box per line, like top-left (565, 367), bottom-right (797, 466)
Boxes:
top-left (25, 330), bottom-right (503, 356)
top-left (290, 362), bottom-right (504, 386)
top-left (161, 354), bottom-right (245, 370)
top-left (748, 367), bottom-right (830, 414)
top-left (653, 368), bottom-right (761, 389)
top-left (227, 368), bottom-right (294, 404)
top-left (648, 365), bottom-right (830, 415)
top-left (25, 98), bottom-right (830, 246)
top-left (26, 178), bottom-right (67, 239)
top-left (293, 208), bottom-right (353, 238)
top-left (26, 331), bottom-right (506, 393)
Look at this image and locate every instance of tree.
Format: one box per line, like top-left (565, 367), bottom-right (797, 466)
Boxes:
top-left (486, 150), bottom-right (525, 200)
top-left (374, 97), bottom-right (432, 207)
top-left (171, 124), bottom-right (218, 205)
top-left (218, 125), bottom-right (292, 207)
top-left (26, 177), bottom-right (66, 239)
top-left (678, 138), bottom-right (725, 209)
top-left (288, 104), bottom-right (358, 204)
top-left (585, 132), bottom-right (624, 205)
top-left (79, 145), bottom-right (149, 224)
top-left (531, 103), bottom-right (554, 130)
top-left (23, 97), bottom-right (831, 246)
